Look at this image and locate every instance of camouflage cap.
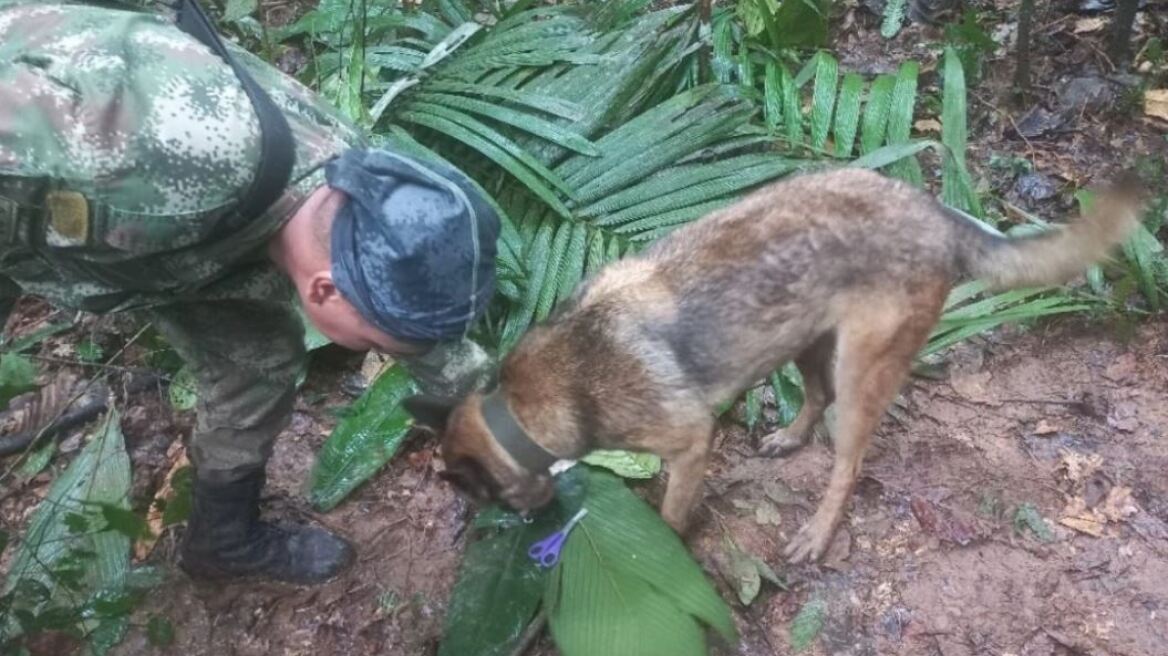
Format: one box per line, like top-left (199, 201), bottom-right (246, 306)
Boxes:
top-left (326, 148), bottom-right (499, 343)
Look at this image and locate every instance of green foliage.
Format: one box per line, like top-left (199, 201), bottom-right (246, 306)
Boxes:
top-left (788, 597), bottom-right (825, 652)
top-left (224, 0), bottom-right (258, 23)
top-left (97, 505), bottom-right (152, 542)
top-left (75, 340), bottom-right (105, 363)
top-left (439, 466), bottom-right (734, 656)
top-left (0, 412), bottom-right (147, 655)
top-left (580, 450), bottom-right (661, 479)
top-left (438, 471), bottom-right (587, 656)
top-left (0, 353), bottom-right (38, 408)
top-left (1, 322), bottom-right (71, 355)
top-left (307, 364), bottom-right (419, 511)
top-left (167, 366), bottom-right (197, 412)
top-left (925, 282), bottom-right (1092, 356)
top-left (721, 535), bottom-right (784, 606)
top-left (16, 438), bottom-right (55, 481)
top-left (941, 47), bottom-right (980, 215)
top-left (1013, 502), bottom-right (1054, 542)
top-left (546, 468), bottom-right (736, 656)
top-left (160, 466), bottom-right (193, 527)
top-left (734, 0), bottom-right (831, 51)
top-left (944, 10), bottom-right (997, 83)
top-left (769, 364), bottom-right (804, 426)
top-left (881, 0), bottom-right (908, 39)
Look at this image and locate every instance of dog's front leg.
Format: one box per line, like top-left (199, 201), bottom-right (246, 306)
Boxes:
top-left (659, 432), bottom-right (713, 534)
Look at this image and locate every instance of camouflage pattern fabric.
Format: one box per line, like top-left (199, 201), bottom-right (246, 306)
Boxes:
top-left (0, 1), bottom-right (492, 481)
top-left (0, 0), bottom-right (362, 314)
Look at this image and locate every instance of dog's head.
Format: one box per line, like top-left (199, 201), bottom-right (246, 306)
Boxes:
top-left (404, 393), bottom-right (555, 513)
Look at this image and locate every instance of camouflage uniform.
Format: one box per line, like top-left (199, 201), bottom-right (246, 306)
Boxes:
top-left (0, 1), bottom-right (488, 482)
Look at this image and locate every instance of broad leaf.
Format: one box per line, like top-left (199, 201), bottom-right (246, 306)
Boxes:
top-left (580, 450), bottom-right (661, 479)
top-left (308, 364), bottom-right (419, 511)
top-left (547, 468), bottom-right (736, 656)
top-left (438, 470), bottom-right (587, 656)
top-left (3, 412), bottom-right (131, 645)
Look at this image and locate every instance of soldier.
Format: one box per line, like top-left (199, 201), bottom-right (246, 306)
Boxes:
top-left (0, 0), bottom-right (498, 584)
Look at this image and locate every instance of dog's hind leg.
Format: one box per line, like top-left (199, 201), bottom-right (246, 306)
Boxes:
top-left (784, 288), bottom-right (945, 563)
top-left (758, 331), bottom-right (836, 457)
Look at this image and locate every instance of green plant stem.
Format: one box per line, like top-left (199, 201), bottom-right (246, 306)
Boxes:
top-left (509, 609), bottom-right (548, 656)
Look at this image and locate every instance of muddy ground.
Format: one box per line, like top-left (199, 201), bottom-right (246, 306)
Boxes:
top-left (3, 1), bottom-right (1167, 655)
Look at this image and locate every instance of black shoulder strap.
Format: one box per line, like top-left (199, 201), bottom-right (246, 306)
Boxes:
top-left (171, 0), bottom-right (295, 223)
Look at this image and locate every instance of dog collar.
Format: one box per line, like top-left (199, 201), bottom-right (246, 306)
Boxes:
top-left (481, 389), bottom-right (559, 473)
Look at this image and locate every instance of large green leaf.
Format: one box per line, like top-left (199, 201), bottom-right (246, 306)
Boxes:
top-left (438, 471), bottom-right (588, 656)
top-left (808, 52), bottom-right (838, 152)
top-left (2, 411), bottom-right (131, 647)
top-left (580, 450), bottom-right (661, 479)
top-left (307, 364), bottom-right (419, 511)
top-left (940, 46), bottom-right (981, 215)
top-left (885, 61), bottom-right (922, 184)
top-left (547, 468), bottom-right (736, 656)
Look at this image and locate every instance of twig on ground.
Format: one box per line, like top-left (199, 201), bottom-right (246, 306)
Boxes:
top-left (509, 609), bottom-right (548, 656)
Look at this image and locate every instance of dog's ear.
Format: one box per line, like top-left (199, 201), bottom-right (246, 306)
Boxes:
top-left (402, 394), bottom-right (457, 431)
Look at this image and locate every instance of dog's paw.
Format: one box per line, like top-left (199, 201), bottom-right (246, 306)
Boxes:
top-left (758, 429), bottom-right (807, 458)
top-left (783, 521), bottom-right (833, 564)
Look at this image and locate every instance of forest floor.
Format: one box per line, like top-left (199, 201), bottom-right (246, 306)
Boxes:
top-left (2, 1), bottom-right (1166, 655)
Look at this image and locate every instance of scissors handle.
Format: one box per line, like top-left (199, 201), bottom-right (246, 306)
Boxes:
top-left (528, 531), bottom-right (566, 568)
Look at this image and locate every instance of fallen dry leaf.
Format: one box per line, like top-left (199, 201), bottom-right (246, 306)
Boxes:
top-left (1100, 486), bottom-right (1138, 522)
top-left (914, 118), bottom-right (942, 134)
top-left (360, 351), bottom-right (394, 386)
top-left (1033, 419), bottom-right (1059, 436)
top-left (1074, 17), bottom-right (1106, 33)
top-left (754, 499), bottom-right (782, 527)
top-left (1059, 497), bottom-right (1106, 537)
top-left (134, 444), bottom-right (189, 561)
top-left (1057, 450), bottom-right (1104, 483)
top-left (1059, 514), bottom-right (1106, 537)
top-left (1146, 89), bottom-right (1168, 122)
top-left (1058, 486), bottom-right (1138, 538)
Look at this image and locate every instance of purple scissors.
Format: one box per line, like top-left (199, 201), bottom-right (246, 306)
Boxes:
top-left (528, 508), bottom-right (589, 568)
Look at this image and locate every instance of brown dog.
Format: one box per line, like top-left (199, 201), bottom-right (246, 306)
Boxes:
top-left (406, 168), bottom-right (1141, 563)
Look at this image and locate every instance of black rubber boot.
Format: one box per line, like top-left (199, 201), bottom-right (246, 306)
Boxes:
top-left (179, 469), bottom-right (355, 585)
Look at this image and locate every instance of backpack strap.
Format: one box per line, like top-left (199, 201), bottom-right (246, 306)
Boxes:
top-left (171, 0), bottom-right (295, 226)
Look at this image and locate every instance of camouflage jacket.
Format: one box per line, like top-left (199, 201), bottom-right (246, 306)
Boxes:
top-left (0, 0), bottom-right (364, 313)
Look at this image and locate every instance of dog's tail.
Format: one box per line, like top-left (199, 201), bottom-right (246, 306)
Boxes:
top-left (949, 177), bottom-right (1145, 291)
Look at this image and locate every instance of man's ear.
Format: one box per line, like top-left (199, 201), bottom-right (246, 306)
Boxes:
top-left (306, 272), bottom-right (339, 306)
top-left (403, 394), bottom-right (457, 431)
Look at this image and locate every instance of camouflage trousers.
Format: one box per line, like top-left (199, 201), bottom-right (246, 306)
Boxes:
top-left (144, 300), bottom-right (305, 484)
top-left (0, 275), bottom-right (301, 483)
